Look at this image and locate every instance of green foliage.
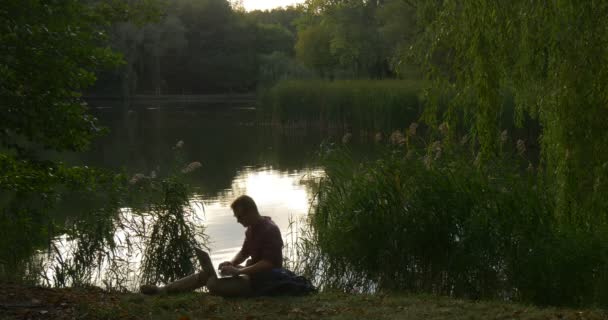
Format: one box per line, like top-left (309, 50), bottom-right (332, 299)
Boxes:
top-left (1, 0), bottom-right (164, 150)
top-left (413, 1), bottom-right (608, 223)
top-left (255, 23), bottom-right (296, 55)
top-left (296, 1), bottom-right (370, 77)
top-left (258, 80), bottom-right (421, 130)
top-left (1, 1), bottom-right (117, 152)
top-left (0, 0), bottom-right (211, 290)
top-left (0, 146), bottom-right (209, 289)
top-left (295, 24), bottom-right (337, 77)
top-left (0, 153), bottom-right (127, 285)
top-left (247, 6), bottom-right (304, 35)
top-left (51, 168), bottom-right (126, 287)
top-left (294, 0), bottom-right (419, 78)
top-left (322, 1), bottom-right (388, 77)
top-left (258, 51), bottom-right (315, 85)
top-left (308, 133), bottom-right (608, 306)
top-left (0, 155), bottom-right (57, 281)
top-left (376, 0), bottom-right (419, 78)
top-left (0, 0), bottom-right (163, 192)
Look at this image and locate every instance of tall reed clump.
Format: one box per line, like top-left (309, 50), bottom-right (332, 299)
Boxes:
top-left (135, 178), bottom-right (204, 285)
top-left (307, 127), bottom-right (608, 307)
top-left (130, 141), bottom-right (207, 286)
top-left (258, 80), bottom-right (422, 131)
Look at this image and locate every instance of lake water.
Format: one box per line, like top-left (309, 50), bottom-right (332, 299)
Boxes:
top-left (69, 99), bottom-right (337, 280)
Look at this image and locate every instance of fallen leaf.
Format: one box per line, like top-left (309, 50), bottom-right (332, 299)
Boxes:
top-left (290, 308), bottom-right (304, 314)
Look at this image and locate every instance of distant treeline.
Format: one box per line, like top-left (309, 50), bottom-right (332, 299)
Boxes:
top-left (91, 0), bottom-right (301, 95)
top-left (91, 0), bottom-right (419, 96)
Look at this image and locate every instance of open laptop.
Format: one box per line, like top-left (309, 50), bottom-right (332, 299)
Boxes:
top-left (194, 247), bottom-right (240, 279)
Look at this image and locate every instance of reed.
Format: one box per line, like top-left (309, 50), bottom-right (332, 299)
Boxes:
top-left (129, 142), bottom-right (208, 287)
top-left (258, 80), bottom-right (422, 131)
top-left (137, 177), bottom-right (206, 286)
top-left (303, 130), bottom-right (608, 307)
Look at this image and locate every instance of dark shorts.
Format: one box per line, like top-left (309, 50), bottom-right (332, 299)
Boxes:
top-left (249, 268), bottom-right (316, 296)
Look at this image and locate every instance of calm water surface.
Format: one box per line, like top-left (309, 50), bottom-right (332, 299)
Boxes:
top-left (78, 99), bottom-right (331, 271)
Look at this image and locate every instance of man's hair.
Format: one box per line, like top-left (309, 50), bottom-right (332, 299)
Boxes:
top-left (231, 195), bottom-right (259, 215)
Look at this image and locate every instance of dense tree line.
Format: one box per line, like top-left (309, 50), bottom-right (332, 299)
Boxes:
top-left (91, 0), bottom-right (422, 95)
top-left (291, 0), bottom-right (417, 79)
top-left (92, 0), bottom-right (305, 95)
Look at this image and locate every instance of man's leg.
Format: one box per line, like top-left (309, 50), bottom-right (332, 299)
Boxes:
top-left (140, 270), bottom-right (211, 295)
top-left (195, 248), bottom-right (253, 297)
top-left (161, 270), bottom-right (210, 294)
top-left (206, 275), bottom-right (253, 297)
top-left (140, 248), bottom-right (215, 295)
top-left (140, 249), bottom-right (252, 297)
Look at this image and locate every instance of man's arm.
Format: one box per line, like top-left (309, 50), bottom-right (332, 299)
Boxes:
top-left (223, 259), bottom-right (273, 276)
top-left (219, 250), bottom-right (249, 270)
top-left (230, 250), bottom-right (248, 266)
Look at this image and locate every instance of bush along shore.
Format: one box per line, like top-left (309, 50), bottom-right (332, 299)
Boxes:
top-left (303, 126), bottom-right (608, 308)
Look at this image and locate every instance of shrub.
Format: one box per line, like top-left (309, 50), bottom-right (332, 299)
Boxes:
top-left (307, 130), bottom-right (608, 307)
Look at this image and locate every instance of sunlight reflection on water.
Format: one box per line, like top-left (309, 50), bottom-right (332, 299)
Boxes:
top-left (46, 166), bottom-right (323, 289)
top-left (195, 166), bottom-right (323, 269)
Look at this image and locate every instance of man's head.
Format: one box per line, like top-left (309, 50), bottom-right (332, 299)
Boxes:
top-left (230, 195), bottom-right (260, 227)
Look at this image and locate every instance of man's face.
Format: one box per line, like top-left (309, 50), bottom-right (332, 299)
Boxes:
top-left (233, 207), bottom-right (251, 227)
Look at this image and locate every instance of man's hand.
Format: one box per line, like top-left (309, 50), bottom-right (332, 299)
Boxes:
top-left (219, 265), bottom-right (240, 276)
top-left (218, 261), bottom-right (233, 269)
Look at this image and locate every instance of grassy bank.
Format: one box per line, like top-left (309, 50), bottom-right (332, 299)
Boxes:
top-left (1, 285), bottom-right (606, 320)
top-left (257, 80), bottom-right (422, 130)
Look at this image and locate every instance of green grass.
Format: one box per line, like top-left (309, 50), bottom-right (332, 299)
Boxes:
top-left (3, 283), bottom-right (599, 320)
top-left (67, 291), bottom-right (608, 320)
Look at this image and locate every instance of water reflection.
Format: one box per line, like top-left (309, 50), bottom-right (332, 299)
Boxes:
top-left (43, 101), bottom-right (332, 288)
top-left (80, 101), bottom-right (329, 273)
top-left (45, 164), bottom-right (322, 289)
top-left (197, 166), bottom-right (323, 268)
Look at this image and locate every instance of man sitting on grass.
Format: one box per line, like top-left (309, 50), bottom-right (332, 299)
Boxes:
top-left (140, 195), bottom-right (292, 297)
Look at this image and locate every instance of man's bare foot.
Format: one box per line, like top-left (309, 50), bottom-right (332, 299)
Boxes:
top-left (140, 284), bottom-right (160, 295)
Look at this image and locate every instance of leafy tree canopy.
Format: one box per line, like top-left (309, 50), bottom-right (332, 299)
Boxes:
top-left (1, 0), bottom-right (162, 154)
top-left (0, 0), bottom-right (162, 280)
top-left (295, 0), bottom-right (415, 78)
